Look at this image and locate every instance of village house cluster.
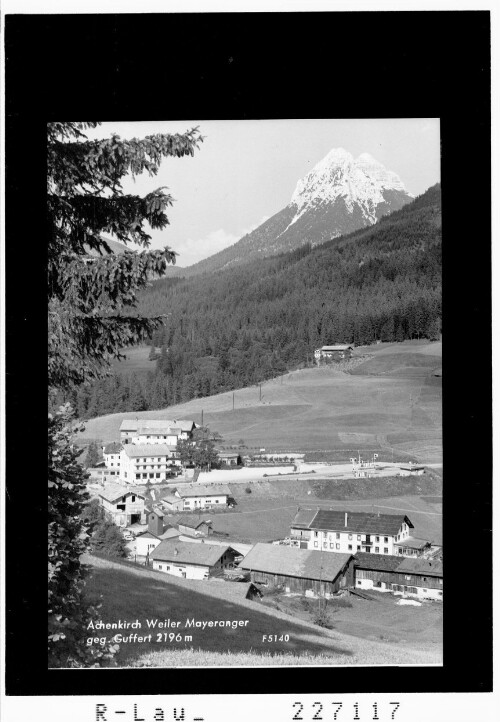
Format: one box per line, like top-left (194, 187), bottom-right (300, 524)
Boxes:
top-left (87, 416), bottom-right (442, 604)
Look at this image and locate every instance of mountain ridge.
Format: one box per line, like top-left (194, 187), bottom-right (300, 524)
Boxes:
top-left (177, 148), bottom-right (414, 277)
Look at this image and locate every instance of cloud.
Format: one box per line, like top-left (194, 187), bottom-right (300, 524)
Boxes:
top-left (177, 215), bottom-right (271, 267)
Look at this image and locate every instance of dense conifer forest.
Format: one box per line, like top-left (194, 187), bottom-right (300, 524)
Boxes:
top-left (67, 184), bottom-right (441, 419)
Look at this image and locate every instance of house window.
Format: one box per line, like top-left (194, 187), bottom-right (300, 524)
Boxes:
top-left (357, 535), bottom-right (361, 541)
top-left (357, 545), bottom-right (361, 551)
top-left (131, 495), bottom-right (135, 502)
top-left (149, 473), bottom-right (154, 478)
top-left (166, 566), bottom-right (170, 571)
top-left (376, 536), bottom-right (380, 542)
top-left (136, 474), bottom-right (140, 479)
top-left (215, 500), bottom-right (219, 504)
top-left (314, 532), bottom-right (318, 538)
top-left (158, 565), bottom-right (163, 570)
top-left (438, 591), bottom-right (443, 596)
top-left (348, 544), bottom-right (352, 551)
top-left (336, 544), bottom-right (340, 550)
top-left (384, 537), bottom-right (388, 543)
top-left (384, 548), bottom-right (388, 554)
top-left (336, 532), bottom-right (340, 539)
top-left (156, 473), bottom-right (160, 478)
top-left (348, 534), bottom-right (352, 540)
top-left (314, 542), bottom-right (318, 548)
top-left (142, 473), bottom-right (147, 479)
top-left (323, 542), bottom-right (327, 548)
top-left (330, 544), bottom-right (334, 549)
top-left (423, 577), bottom-right (427, 582)
top-left (375, 547), bottom-right (379, 553)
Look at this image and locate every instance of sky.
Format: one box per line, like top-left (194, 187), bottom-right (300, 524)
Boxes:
top-left (84, 119), bottom-right (440, 267)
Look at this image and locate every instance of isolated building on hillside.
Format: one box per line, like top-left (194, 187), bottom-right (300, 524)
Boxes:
top-left (177, 518), bottom-right (213, 537)
top-left (289, 508), bottom-right (318, 548)
top-left (314, 345), bottom-right (353, 363)
top-left (391, 557), bottom-right (443, 600)
top-left (238, 543), bottom-right (355, 597)
top-left (151, 540), bottom-right (240, 579)
top-left (119, 418), bottom-right (196, 445)
top-left (119, 443), bottom-right (180, 484)
top-left (102, 442), bottom-right (122, 469)
top-left (98, 484), bottom-right (146, 527)
top-left (297, 509), bottom-right (414, 555)
top-left (398, 464), bottom-right (425, 476)
top-left (174, 483), bottom-right (231, 510)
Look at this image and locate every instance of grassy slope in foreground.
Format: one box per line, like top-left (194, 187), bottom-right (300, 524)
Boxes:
top-left (83, 555), bottom-right (442, 667)
top-left (79, 340), bottom-right (442, 462)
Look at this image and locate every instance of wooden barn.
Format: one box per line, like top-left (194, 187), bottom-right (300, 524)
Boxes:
top-left (391, 558), bottom-right (443, 600)
top-left (238, 543), bottom-right (355, 597)
top-left (353, 552), bottom-right (403, 591)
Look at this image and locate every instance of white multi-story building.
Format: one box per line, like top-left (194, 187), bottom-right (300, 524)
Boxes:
top-left (291, 509), bottom-right (414, 555)
top-left (119, 443), bottom-right (180, 484)
top-left (119, 418), bottom-right (196, 446)
top-left (102, 442), bottom-right (122, 469)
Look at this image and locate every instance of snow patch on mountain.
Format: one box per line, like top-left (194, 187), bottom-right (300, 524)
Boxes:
top-left (287, 147), bottom-right (413, 229)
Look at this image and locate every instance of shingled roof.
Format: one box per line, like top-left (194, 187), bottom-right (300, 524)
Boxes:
top-left (395, 558), bottom-right (443, 578)
top-left (238, 543), bottom-right (353, 582)
top-left (151, 540), bottom-right (235, 567)
top-left (103, 442), bottom-right (122, 454)
top-left (309, 510), bottom-right (413, 536)
top-left (120, 418), bottom-right (196, 433)
top-left (354, 552), bottom-right (403, 572)
top-left (290, 508), bottom-right (319, 529)
top-left (122, 444), bottom-right (177, 458)
top-left (176, 483), bottom-right (231, 498)
top-left (176, 517), bottom-right (212, 529)
top-left (98, 484), bottom-right (146, 503)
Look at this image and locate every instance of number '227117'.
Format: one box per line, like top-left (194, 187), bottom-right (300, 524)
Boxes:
top-left (292, 702), bottom-right (400, 721)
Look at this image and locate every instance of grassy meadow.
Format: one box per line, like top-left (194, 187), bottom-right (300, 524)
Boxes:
top-left (83, 555), bottom-right (442, 667)
top-left (79, 340), bottom-right (442, 464)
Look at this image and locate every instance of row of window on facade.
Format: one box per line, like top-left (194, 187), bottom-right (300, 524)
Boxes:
top-left (313, 541), bottom-right (389, 553)
top-left (313, 531), bottom-right (390, 543)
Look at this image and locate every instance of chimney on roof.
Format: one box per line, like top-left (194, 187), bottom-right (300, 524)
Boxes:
top-left (345, 512), bottom-right (348, 527)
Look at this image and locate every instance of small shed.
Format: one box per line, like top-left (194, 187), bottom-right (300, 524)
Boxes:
top-left (238, 543), bottom-right (355, 597)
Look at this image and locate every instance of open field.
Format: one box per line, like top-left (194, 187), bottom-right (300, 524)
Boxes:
top-left (159, 487), bottom-right (442, 545)
top-left (78, 341), bottom-right (442, 463)
top-left (83, 554), bottom-right (442, 666)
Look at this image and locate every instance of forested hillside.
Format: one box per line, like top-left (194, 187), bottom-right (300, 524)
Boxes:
top-left (68, 184), bottom-right (441, 418)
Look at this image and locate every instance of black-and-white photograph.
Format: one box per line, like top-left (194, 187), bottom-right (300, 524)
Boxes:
top-left (47, 118), bottom-right (443, 669)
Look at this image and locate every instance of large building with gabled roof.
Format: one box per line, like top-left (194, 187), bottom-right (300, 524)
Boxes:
top-left (290, 508), bottom-right (414, 556)
top-left (119, 418), bottom-right (196, 445)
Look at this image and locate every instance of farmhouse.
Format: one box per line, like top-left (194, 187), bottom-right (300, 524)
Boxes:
top-left (98, 484), bottom-right (146, 527)
top-left (238, 543), bottom-right (355, 597)
top-left (102, 442), bottom-right (122, 469)
top-left (391, 557), bottom-right (443, 600)
top-left (174, 483), bottom-right (231, 510)
top-left (151, 540), bottom-right (240, 580)
top-left (314, 344), bottom-right (353, 362)
top-left (177, 517), bottom-right (213, 537)
top-left (353, 552), bottom-right (404, 592)
top-left (119, 443), bottom-right (180, 484)
top-left (119, 418), bottom-right (196, 445)
top-left (301, 509), bottom-right (414, 555)
top-left (289, 508), bottom-right (318, 548)
top-left (354, 553), bottom-right (443, 599)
